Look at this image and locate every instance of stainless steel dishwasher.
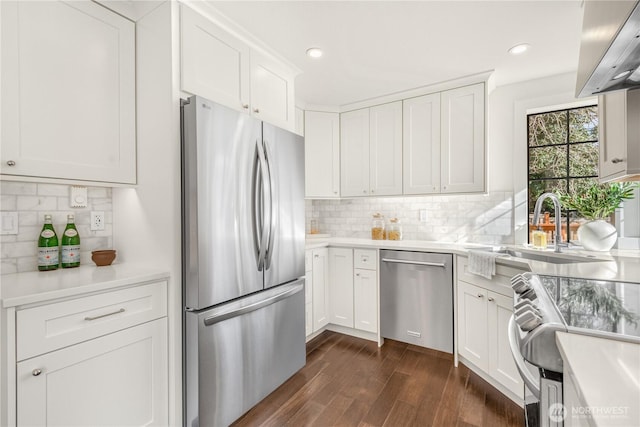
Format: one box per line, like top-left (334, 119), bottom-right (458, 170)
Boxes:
top-left (380, 250), bottom-right (453, 353)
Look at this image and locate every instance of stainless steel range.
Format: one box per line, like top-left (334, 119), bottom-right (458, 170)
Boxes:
top-left (509, 273), bottom-right (640, 427)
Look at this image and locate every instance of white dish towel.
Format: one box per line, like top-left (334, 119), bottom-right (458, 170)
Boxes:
top-left (467, 250), bottom-right (505, 280)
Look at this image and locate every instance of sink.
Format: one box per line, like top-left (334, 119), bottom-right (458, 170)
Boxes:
top-left (473, 247), bottom-right (602, 264)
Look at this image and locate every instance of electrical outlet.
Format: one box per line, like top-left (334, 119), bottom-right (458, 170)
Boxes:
top-left (419, 209), bottom-right (428, 222)
top-left (90, 211), bottom-right (105, 231)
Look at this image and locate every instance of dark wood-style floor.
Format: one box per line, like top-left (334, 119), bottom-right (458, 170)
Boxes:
top-left (232, 331), bottom-right (524, 427)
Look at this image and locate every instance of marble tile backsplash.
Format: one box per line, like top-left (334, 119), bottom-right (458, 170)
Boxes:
top-left (1, 181), bottom-right (113, 274)
top-left (306, 192), bottom-right (515, 245)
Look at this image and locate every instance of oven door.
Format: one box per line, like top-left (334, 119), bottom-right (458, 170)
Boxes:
top-left (509, 316), bottom-right (564, 427)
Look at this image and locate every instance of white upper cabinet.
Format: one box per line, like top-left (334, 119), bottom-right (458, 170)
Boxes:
top-left (341, 101), bottom-right (402, 197)
top-left (250, 50), bottom-right (296, 131)
top-left (305, 111), bottom-right (340, 198)
top-left (369, 102), bottom-right (403, 196)
top-left (1, 0), bottom-right (136, 185)
top-left (341, 108), bottom-right (371, 197)
top-left (180, 5), bottom-right (250, 112)
top-left (440, 83), bottom-right (486, 193)
top-left (598, 89), bottom-right (640, 182)
top-left (180, 5), bottom-right (297, 131)
top-left (403, 93), bottom-right (441, 194)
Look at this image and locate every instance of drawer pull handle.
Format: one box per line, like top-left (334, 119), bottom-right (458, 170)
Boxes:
top-left (32, 369), bottom-right (42, 376)
top-left (611, 158), bottom-right (624, 164)
top-left (84, 308), bottom-right (125, 321)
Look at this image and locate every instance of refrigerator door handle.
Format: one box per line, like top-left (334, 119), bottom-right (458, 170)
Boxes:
top-left (263, 139), bottom-right (277, 270)
top-left (203, 283), bottom-right (303, 326)
top-left (253, 139), bottom-right (269, 271)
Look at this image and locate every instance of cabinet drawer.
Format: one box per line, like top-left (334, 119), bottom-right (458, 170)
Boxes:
top-left (456, 256), bottom-right (525, 297)
top-left (16, 281), bottom-right (167, 361)
top-left (354, 249), bottom-right (377, 270)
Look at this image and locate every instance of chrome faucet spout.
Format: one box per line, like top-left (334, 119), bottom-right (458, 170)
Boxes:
top-left (532, 192), bottom-right (563, 253)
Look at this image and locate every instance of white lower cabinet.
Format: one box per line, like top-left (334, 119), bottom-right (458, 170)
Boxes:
top-left (305, 250), bottom-right (313, 336)
top-left (457, 258), bottom-right (524, 399)
top-left (4, 278), bottom-right (169, 426)
top-left (329, 248), bottom-right (354, 328)
top-left (305, 246), bottom-right (379, 338)
top-left (354, 268), bottom-right (377, 333)
top-left (17, 318), bottom-right (167, 426)
top-left (311, 248), bottom-right (329, 331)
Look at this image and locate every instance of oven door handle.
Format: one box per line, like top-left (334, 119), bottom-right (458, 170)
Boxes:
top-left (508, 315), bottom-right (541, 399)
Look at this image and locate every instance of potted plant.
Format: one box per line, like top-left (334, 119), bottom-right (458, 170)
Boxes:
top-left (560, 182), bottom-right (638, 251)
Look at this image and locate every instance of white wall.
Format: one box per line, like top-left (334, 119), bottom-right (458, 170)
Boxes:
top-left (112, 2), bottom-right (182, 425)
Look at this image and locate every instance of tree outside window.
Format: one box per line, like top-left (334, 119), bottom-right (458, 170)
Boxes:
top-left (527, 105), bottom-right (598, 243)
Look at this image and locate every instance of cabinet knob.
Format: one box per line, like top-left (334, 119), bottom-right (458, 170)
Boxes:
top-left (253, 108), bottom-right (260, 113)
top-left (6, 160), bottom-right (15, 166)
top-left (477, 293), bottom-right (484, 298)
top-left (32, 369), bottom-right (42, 376)
top-left (314, 254), bottom-right (319, 258)
top-left (334, 191), bottom-right (338, 194)
top-left (362, 190), bottom-right (367, 194)
top-left (355, 273), bottom-right (360, 277)
top-left (611, 158), bottom-right (624, 164)
top-left (242, 104), bottom-right (249, 109)
top-left (488, 297), bottom-right (495, 302)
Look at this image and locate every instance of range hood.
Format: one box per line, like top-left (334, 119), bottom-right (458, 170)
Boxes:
top-left (576, 0), bottom-right (640, 98)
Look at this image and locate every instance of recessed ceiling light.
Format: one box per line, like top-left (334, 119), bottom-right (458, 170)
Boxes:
top-left (508, 43), bottom-right (531, 55)
top-left (306, 47), bottom-right (323, 58)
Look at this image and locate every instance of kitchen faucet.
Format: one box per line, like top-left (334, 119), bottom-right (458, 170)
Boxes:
top-left (532, 192), bottom-right (563, 253)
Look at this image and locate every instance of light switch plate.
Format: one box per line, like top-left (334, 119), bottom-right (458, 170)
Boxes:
top-left (70, 186), bottom-right (87, 208)
top-left (1, 211), bottom-right (19, 235)
top-left (419, 209), bottom-right (428, 222)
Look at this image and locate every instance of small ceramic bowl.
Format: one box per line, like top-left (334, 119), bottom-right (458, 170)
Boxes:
top-left (91, 249), bottom-right (116, 267)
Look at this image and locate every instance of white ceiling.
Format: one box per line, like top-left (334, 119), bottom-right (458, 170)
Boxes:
top-left (209, 0), bottom-right (585, 107)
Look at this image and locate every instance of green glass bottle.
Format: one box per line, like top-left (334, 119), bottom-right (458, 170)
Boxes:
top-left (61, 214), bottom-right (81, 268)
top-left (38, 214), bottom-right (59, 271)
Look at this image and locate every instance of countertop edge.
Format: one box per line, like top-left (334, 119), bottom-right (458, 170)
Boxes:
top-left (2, 264), bottom-right (170, 308)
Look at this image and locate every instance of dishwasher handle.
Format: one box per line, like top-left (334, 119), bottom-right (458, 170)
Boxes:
top-left (381, 258), bottom-right (446, 268)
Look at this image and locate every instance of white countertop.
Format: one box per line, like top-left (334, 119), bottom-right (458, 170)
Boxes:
top-left (305, 237), bottom-right (640, 282)
top-left (556, 332), bottom-right (640, 427)
top-left (1, 263), bottom-right (169, 308)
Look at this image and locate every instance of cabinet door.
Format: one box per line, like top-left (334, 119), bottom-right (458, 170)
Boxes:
top-left (180, 5), bottom-right (250, 112)
top-left (17, 318), bottom-right (168, 426)
top-left (457, 281), bottom-right (488, 371)
top-left (250, 50), bottom-right (296, 131)
top-left (305, 111), bottom-right (340, 198)
top-left (312, 248), bottom-right (329, 331)
top-left (341, 108), bottom-right (370, 197)
top-left (369, 101), bottom-right (403, 196)
top-left (403, 94), bottom-right (441, 194)
top-left (488, 292), bottom-right (524, 397)
top-left (329, 248), bottom-right (354, 328)
top-left (1, 0), bottom-right (136, 184)
top-left (441, 83), bottom-right (485, 193)
top-left (354, 268), bottom-right (378, 333)
top-left (597, 90), bottom-right (640, 182)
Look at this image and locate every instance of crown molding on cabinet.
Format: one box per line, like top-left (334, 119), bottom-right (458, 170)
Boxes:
top-left (178, 0), bottom-right (302, 77)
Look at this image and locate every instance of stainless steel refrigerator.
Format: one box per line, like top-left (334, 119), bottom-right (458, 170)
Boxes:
top-left (181, 96), bottom-right (306, 427)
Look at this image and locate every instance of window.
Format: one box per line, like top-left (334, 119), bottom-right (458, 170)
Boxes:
top-left (527, 105), bottom-right (598, 243)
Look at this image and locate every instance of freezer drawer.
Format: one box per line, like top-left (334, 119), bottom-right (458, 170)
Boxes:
top-left (184, 281), bottom-right (305, 427)
top-left (380, 250), bottom-right (453, 353)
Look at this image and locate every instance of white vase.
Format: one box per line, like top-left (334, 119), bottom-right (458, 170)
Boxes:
top-left (577, 220), bottom-right (617, 251)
